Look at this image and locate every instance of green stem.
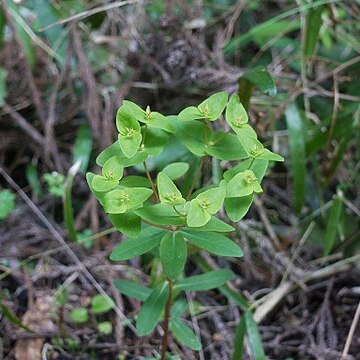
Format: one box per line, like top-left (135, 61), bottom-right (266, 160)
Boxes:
top-left (161, 279), bottom-right (173, 360)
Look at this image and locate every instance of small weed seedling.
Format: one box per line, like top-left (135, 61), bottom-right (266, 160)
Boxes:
top-left (87, 92), bottom-right (283, 358)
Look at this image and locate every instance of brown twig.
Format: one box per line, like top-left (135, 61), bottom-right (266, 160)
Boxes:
top-left (186, 156), bottom-right (206, 201)
top-left (71, 24), bottom-right (102, 145)
top-left (2, 104), bottom-right (45, 145)
top-left (143, 161), bottom-right (160, 202)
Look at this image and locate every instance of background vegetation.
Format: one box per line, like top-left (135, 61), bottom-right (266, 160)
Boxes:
top-left (0, 0), bottom-right (359, 359)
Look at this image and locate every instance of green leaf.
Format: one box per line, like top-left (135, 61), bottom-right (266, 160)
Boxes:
top-left (119, 175), bottom-right (151, 188)
top-left (7, 1), bottom-right (35, 68)
top-left (171, 119), bottom-right (211, 156)
top-left (98, 321), bottom-right (112, 335)
top-left (226, 170), bottom-right (263, 198)
top-left (244, 311), bottom-right (266, 360)
top-left (135, 204), bottom-right (186, 226)
top-left (178, 106), bottom-right (206, 121)
top-left (324, 194), bottom-right (343, 256)
top-left (91, 294), bottom-right (115, 314)
top-left (143, 108), bottom-right (174, 133)
top-left (224, 195), bottom-right (254, 222)
top-left (259, 149), bottom-right (284, 162)
top-left (0, 67), bottom-right (7, 106)
top-left (198, 92), bottom-right (228, 121)
top-left (136, 282), bottom-right (169, 336)
top-left (96, 141), bottom-right (148, 167)
top-left (91, 175), bottom-right (119, 192)
top-left (118, 132), bottom-right (142, 159)
top-left (43, 171), bottom-right (65, 197)
top-left (109, 212), bottom-right (141, 238)
top-left (102, 156), bottom-right (124, 179)
top-left (239, 136), bottom-right (283, 162)
top-left (113, 279), bottom-right (152, 301)
top-left (63, 161), bottom-right (81, 241)
top-left (180, 229), bottom-right (243, 257)
top-left (92, 156), bottom-right (124, 192)
top-left (174, 269), bottom-right (234, 291)
top-left (170, 319), bottom-right (202, 351)
top-left (170, 300), bottom-right (188, 318)
top-left (285, 104), bottom-right (306, 213)
top-left (195, 185), bottom-right (226, 214)
top-left (304, 5), bottom-right (324, 57)
top-left (187, 200), bottom-right (211, 228)
top-left (0, 299), bottom-right (33, 332)
top-left (70, 308), bottom-right (89, 323)
top-left (72, 124), bottom-right (92, 173)
top-left (104, 187), bottom-right (153, 214)
top-left (157, 172), bottom-right (186, 206)
top-left (142, 127), bottom-right (169, 156)
top-left (116, 105), bottom-right (142, 158)
top-left (232, 315), bottom-right (246, 360)
top-left (121, 101), bottom-right (173, 132)
top-left (191, 216), bottom-right (235, 232)
top-left (86, 172), bottom-right (106, 205)
top-left (0, 189), bottom-right (15, 220)
top-left (162, 162), bottom-right (189, 180)
top-left (160, 232), bottom-right (187, 280)
top-left (224, 158), bottom-right (268, 182)
top-left (26, 163), bottom-right (42, 197)
top-left (226, 95), bottom-right (248, 129)
top-left (238, 66), bottom-right (276, 109)
top-left (110, 226), bottom-right (166, 261)
top-left (206, 132), bottom-right (248, 161)
top-left (241, 66), bottom-right (277, 96)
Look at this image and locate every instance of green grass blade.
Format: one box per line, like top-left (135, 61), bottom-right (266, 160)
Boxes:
top-left (304, 5), bottom-right (324, 57)
top-left (285, 104), bottom-right (306, 213)
top-left (232, 315), bottom-right (246, 360)
top-left (244, 311), bottom-right (266, 360)
top-left (63, 161), bottom-right (81, 241)
top-left (324, 193), bottom-right (343, 256)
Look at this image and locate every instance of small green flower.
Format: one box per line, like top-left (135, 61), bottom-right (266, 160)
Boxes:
top-left (187, 184), bottom-right (226, 227)
top-left (157, 172), bottom-right (186, 206)
top-left (226, 170), bottom-right (263, 198)
top-left (92, 156), bottom-right (124, 192)
top-left (104, 187), bottom-right (153, 214)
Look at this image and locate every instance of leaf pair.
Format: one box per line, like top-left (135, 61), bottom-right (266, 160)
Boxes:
top-left (225, 95), bottom-right (257, 139)
top-left (239, 136), bottom-right (284, 162)
top-left (104, 187), bottom-right (153, 214)
top-left (91, 156), bottom-right (124, 192)
top-left (178, 92), bottom-right (228, 121)
top-left (121, 100), bottom-right (173, 132)
top-left (157, 172), bottom-right (186, 206)
top-left (225, 95), bottom-right (283, 162)
top-left (226, 170), bottom-right (263, 198)
top-left (187, 185), bottom-right (226, 227)
top-left (116, 101), bottom-right (173, 158)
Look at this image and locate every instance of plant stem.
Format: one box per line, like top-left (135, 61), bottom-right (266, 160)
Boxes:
top-left (161, 279), bottom-right (173, 360)
top-left (143, 161), bottom-right (160, 202)
top-left (186, 156), bottom-right (206, 201)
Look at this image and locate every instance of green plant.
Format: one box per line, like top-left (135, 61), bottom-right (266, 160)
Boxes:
top-left (43, 171), bottom-right (65, 197)
top-left (0, 189), bottom-right (15, 220)
top-left (70, 294), bottom-right (115, 334)
top-left (87, 92), bottom-right (283, 357)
